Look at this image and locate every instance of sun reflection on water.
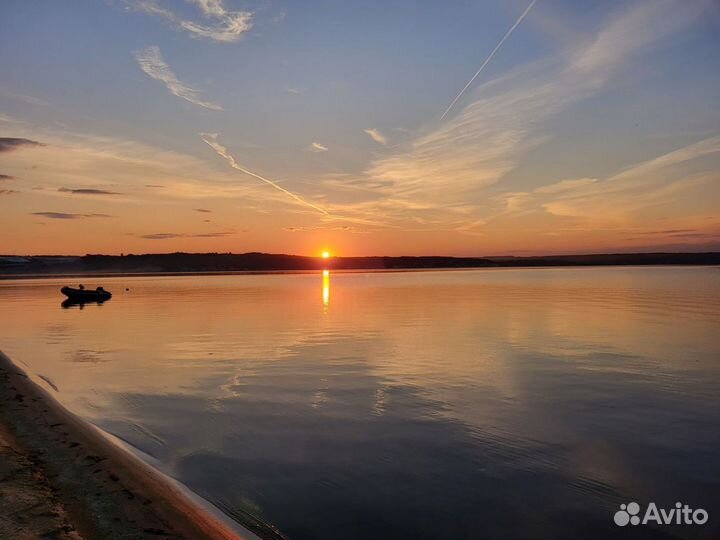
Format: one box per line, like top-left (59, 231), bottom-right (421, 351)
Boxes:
top-left (322, 270), bottom-right (330, 309)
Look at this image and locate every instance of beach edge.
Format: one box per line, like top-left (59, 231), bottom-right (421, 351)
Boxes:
top-left (0, 349), bottom-right (274, 540)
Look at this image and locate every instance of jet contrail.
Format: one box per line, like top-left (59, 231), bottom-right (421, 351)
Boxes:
top-left (440, 0), bottom-right (538, 121)
top-left (201, 133), bottom-right (330, 216)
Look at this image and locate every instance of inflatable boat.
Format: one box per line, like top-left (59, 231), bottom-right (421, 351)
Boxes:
top-left (60, 286), bottom-right (112, 302)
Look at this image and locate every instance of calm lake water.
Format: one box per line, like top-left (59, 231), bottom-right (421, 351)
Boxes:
top-left (1, 267), bottom-right (719, 540)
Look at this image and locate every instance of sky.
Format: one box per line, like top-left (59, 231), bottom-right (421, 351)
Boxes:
top-left (1, 0), bottom-right (719, 256)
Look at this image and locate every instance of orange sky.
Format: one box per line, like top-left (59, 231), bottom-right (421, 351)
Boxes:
top-left (1, 1), bottom-right (719, 256)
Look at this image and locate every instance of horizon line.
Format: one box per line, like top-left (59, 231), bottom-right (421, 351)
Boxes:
top-left (2, 250), bottom-right (720, 259)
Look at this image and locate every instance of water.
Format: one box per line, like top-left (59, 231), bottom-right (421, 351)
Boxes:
top-left (1, 267), bottom-right (719, 540)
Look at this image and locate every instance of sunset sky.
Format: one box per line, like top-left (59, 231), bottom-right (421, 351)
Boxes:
top-left (1, 0), bottom-right (719, 256)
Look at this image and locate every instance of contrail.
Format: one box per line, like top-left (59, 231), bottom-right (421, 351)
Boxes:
top-left (440, 0), bottom-right (538, 121)
top-left (201, 133), bottom-right (330, 216)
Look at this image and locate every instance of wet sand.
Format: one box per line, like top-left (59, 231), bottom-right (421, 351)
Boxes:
top-left (0, 351), bottom-right (264, 540)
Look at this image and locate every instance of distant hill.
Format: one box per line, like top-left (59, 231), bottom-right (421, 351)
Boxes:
top-left (0, 251), bottom-right (718, 277)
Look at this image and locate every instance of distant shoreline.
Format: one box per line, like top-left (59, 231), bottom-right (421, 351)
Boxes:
top-left (1, 251), bottom-right (718, 278)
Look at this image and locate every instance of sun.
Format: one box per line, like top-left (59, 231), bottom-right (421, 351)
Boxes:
top-left (322, 250), bottom-right (331, 259)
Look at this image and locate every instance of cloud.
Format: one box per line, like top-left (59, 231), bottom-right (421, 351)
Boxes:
top-left (363, 128), bottom-right (388, 146)
top-left (0, 174), bottom-right (14, 180)
top-left (0, 89), bottom-right (49, 107)
top-left (187, 231), bottom-right (234, 237)
top-left (286, 88), bottom-right (301, 95)
top-left (131, 0), bottom-right (253, 43)
top-left (0, 124), bottom-right (299, 216)
top-left (140, 233), bottom-right (183, 240)
top-left (359, 0), bottom-right (707, 223)
top-left (0, 189), bottom-right (19, 195)
top-left (140, 233), bottom-right (179, 240)
top-left (285, 225), bottom-right (368, 234)
top-left (201, 132), bottom-right (330, 215)
top-left (0, 137), bottom-right (44, 153)
top-left (140, 230), bottom-right (234, 239)
top-left (446, 136), bottom-right (720, 249)
top-left (534, 178), bottom-right (597, 194)
top-left (31, 212), bottom-right (114, 219)
top-left (194, 208), bottom-right (212, 213)
top-left (309, 142), bottom-right (328, 152)
top-left (58, 187), bottom-right (122, 195)
top-left (134, 46), bottom-right (222, 110)
top-left (536, 137), bottom-right (720, 219)
top-left (568, 0), bottom-right (705, 77)
top-left (0, 113), bottom-right (29, 125)
top-left (636, 229), bottom-right (698, 236)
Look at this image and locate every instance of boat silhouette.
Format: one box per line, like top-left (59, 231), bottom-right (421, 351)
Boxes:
top-left (61, 286), bottom-right (112, 304)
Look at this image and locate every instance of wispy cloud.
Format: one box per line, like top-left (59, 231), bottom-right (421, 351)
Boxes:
top-left (58, 187), bottom-right (122, 195)
top-left (0, 113), bottom-right (28, 125)
top-left (364, 128), bottom-right (388, 146)
top-left (0, 189), bottom-right (19, 196)
top-left (32, 212), bottom-right (114, 219)
top-left (361, 0), bottom-right (707, 225)
top-left (534, 178), bottom-right (597, 194)
top-left (309, 142), bottom-right (328, 152)
top-left (140, 230), bottom-right (235, 239)
top-left (130, 0), bottom-right (253, 43)
top-left (0, 137), bottom-right (44, 153)
top-left (536, 136), bottom-right (720, 220)
top-left (0, 88), bottom-right (49, 107)
top-left (568, 0), bottom-right (705, 77)
top-left (194, 208), bottom-right (212, 213)
top-left (450, 135), bottom-right (720, 250)
top-left (202, 133), bottom-right (330, 215)
top-left (285, 224), bottom-right (368, 234)
top-left (0, 174), bottom-right (14, 180)
top-left (140, 233), bottom-right (185, 240)
top-left (0, 124), bottom-right (295, 216)
top-left (134, 46), bottom-right (222, 110)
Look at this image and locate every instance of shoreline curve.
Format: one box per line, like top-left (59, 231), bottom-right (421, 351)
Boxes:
top-left (0, 350), bottom-right (284, 540)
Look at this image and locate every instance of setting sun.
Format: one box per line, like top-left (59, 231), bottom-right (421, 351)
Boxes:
top-left (322, 251), bottom-right (331, 259)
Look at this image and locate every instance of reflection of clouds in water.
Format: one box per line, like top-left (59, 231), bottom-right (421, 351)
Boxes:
top-left (311, 378), bottom-right (330, 409)
top-left (372, 385), bottom-right (389, 416)
top-left (164, 338), bottom-right (237, 359)
top-left (43, 323), bottom-right (71, 345)
top-left (72, 349), bottom-right (116, 363)
top-left (104, 358), bottom-right (633, 540)
top-left (90, 335), bottom-right (649, 538)
top-left (2, 270), bottom-right (718, 540)
top-left (214, 365), bottom-right (258, 406)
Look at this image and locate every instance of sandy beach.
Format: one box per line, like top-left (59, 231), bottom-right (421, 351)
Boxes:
top-left (0, 350), bottom-right (267, 540)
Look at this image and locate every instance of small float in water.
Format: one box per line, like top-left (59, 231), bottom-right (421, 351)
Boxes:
top-left (61, 285), bottom-right (112, 303)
